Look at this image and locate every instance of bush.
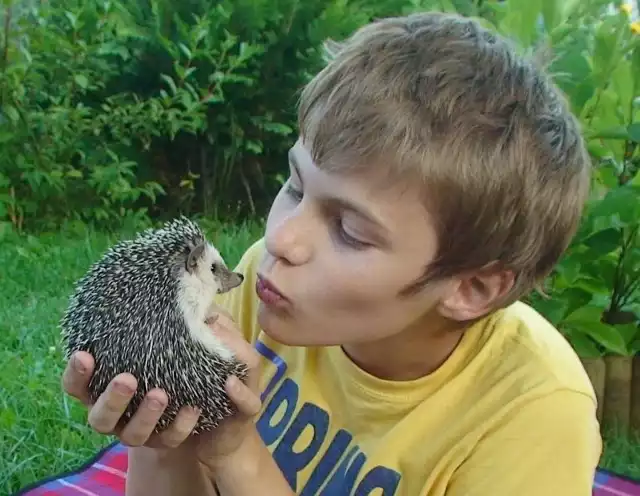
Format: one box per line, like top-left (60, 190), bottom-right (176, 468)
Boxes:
top-left (0, 0), bottom-right (377, 233)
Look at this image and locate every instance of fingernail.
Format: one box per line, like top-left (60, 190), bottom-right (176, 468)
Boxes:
top-left (148, 398), bottom-right (164, 411)
top-left (73, 356), bottom-right (86, 375)
top-left (228, 376), bottom-right (241, 393)
top-left (115, 382), bottom-right (133, 395)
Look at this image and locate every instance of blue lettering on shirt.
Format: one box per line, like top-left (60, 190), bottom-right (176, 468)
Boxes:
top-left (254, 340), bottom-right (402, 495)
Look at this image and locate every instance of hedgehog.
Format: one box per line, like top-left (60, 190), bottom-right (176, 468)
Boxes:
top-left (59, 216), bottom-right (248, 435)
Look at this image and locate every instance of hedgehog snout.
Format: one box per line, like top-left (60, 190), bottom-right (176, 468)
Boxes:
top-left (216, 271), bottom-right (244, 294)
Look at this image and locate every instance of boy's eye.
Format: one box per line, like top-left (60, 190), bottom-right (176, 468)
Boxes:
top-left (334, 218), bottom-right (370, 250)
top-left (284, 181), bottom-right (369, 250)
top-left (285, 183), bottom-right (303, 202)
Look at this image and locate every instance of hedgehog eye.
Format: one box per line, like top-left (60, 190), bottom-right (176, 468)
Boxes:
top-left (211, 263), bottom-right (218, 274)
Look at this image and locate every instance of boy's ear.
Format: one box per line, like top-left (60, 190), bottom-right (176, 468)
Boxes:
top-left (436, 264), bottom-right (515, 321)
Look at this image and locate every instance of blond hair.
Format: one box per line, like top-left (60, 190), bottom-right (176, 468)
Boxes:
top-left (297, 11), bottom-right (591, 306)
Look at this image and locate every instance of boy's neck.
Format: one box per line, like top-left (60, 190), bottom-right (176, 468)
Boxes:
top-left (340, 317), bottom-right (467, 382)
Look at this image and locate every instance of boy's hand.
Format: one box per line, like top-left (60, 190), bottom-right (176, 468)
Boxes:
top-left (194, 312), bottom-right (263, 467)
top-left (62, 351), bottom-right (202, 450)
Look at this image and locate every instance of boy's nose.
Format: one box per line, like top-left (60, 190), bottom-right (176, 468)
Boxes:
top-left (265, 217), bottom-right (312, 266)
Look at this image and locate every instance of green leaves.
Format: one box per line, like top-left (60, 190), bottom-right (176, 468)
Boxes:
top-left (590, 185), bottom-right (640, 228)
top-left (2, 106), bottom-right (20, 123)
top-left (542, 177), bottom-right (640, 357)
top-left (628, 123), bottom-right (640, 143)
top-left (592, 17), bottom-right (620, 87)
top-left (562, 305), bottom-right (630, 355)
top-left (73, 74), bottom-right (89, 90)
top-left (563, 330), bottom-right (603, 358)
top-left (498, 0), bottom-right (544, 47)
top-left (1, 0), bottom-right (408, 228)
top-left (582, 228), bottom-right (624, 255)
top-left (0, 0), bottom-right (175, 232)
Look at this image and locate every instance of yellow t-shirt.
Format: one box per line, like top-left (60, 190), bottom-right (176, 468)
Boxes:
top-left (215, 238), bottom-right (602, 495)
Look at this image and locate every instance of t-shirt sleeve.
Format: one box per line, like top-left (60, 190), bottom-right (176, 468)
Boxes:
top-left (212, 238), bottom-right (265, 345)
top-left (446, 389), bottom-right (602, 496)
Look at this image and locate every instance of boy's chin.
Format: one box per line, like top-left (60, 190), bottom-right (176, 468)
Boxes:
top-left (257, 304), bottom-right (294, 343)
top-left (257, 306), bottom-right (327, 347)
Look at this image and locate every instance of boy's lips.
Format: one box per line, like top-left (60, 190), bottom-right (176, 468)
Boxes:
top-left (256, 274), bottom-right (290, 307)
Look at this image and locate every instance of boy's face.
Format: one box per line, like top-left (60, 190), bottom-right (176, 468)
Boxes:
top-left (255, 138), bottom-right (455, 347)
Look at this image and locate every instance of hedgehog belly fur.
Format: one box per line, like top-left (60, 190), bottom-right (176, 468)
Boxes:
top-left (177, 268), bottom-right (235, 362)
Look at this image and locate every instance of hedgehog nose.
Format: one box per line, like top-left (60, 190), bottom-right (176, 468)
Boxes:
top-left (236, 273), bottom-right (244, 282)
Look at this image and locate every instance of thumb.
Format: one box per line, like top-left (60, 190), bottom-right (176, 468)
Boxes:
top-left (226, 375), bottom-right (262, 417)
top-left (207, 314), bottom-right (259, 373)
top-left (61, 351), bottom-right (95, 406)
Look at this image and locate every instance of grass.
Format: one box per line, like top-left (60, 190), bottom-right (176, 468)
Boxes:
top-left (2, 220), bottom-right (640, 494)
top-left (600, 423), bottom-right (640, 478)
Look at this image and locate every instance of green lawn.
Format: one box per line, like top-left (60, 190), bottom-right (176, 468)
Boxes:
top-left (2, 222), bottom-right (640, 494)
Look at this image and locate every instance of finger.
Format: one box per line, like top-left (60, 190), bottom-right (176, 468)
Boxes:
top-left (206, 312), bottom-right (238, 335)
top-left (61, 352), bottom-right (95, 406)
top-left (206, 304), bottom-right (235, 324)
top-left (208, 318), bottom-right (259, 370)
top-left (153, 405), bottom-right (201, 448)
top-left (117, 388), bottom-right (169, 447)
top-left (212, 323), bottom-right (261, 392)
top-left (207, 314), bottom-right (261, 395)
top-left (87, 373), bottom-right (138, 434)
top-left (226, 375), bottom-right (261, 417)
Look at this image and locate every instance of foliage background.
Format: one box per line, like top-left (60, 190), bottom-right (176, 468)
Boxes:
top-left (2, 0), bottom-right (640, 492)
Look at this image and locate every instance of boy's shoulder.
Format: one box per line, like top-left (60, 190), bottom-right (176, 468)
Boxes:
top-left (449, 302), bottom-right (602, 493)
top-left (484, 300), bottom-right (596, 400)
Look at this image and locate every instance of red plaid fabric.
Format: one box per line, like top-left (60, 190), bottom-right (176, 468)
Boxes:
top-left (14, 442), bottom-right (127, 496)
top-left (12, 441), bottom-right (640, 495)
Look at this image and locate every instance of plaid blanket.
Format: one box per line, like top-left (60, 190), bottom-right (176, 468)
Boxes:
top-left (12, 441), bottom-right (640, 496)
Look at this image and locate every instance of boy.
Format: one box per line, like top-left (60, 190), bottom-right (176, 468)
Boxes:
top-left (62, 11), bottom-right (601, 496)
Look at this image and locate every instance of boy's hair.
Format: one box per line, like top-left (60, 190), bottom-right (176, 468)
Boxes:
top-left (297, 11), bottom-right (591, 307)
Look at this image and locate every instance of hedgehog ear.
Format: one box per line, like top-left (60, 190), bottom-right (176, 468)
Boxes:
top-left (186, 242), bottom-right (205, 273)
